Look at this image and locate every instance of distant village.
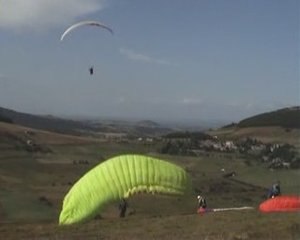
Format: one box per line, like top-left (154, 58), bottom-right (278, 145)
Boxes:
top-left (17, 128), bottom-right (300, 170)
top-left (158, 132), bottom-right (300, 170)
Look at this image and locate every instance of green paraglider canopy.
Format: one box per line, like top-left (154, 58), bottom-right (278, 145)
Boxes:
top-left (59, 154), bottom-right (192, 225)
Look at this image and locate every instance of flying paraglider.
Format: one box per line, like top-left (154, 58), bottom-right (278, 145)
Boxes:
top-left (59, 154), bottom-right (192, 225)
top-left (60, 20), bottom-right (113, 41)
top-left (60, 20), bottom-right (113, 76)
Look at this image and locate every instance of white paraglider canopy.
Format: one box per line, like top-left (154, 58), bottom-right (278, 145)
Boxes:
top-left (60, 20), bottom-right (113, 41)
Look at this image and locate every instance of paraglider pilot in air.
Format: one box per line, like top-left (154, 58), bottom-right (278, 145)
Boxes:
top-left (119, 198), bottom-right (128, 218)
top-left (89, 66), bottom-right (94, 75)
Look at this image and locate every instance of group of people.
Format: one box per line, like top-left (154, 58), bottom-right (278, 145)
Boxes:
top-left (195, 181), bottom-right (281, 213)
top-left (118, 195), bottom-right (208, 217)
top-left (118, 182), bottom-right (281, 218)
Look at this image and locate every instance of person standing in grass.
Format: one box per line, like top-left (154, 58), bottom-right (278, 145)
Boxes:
top-left (119, 198), bottom-right (128, 218)
top-left (268, 181), bottom-right (281, 198)
top-left (197, 195), bottom-right (207, 213)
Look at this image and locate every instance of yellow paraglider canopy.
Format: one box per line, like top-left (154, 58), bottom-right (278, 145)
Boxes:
top-left (59, 154), bottom-right (192, 225)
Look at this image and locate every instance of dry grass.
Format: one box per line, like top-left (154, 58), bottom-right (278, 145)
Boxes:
top-left (0, 123), bottom-right (299, 239)
top-left (0, 122), bottom-right (99, 145)
top-left (208, 126), bottom-right (300, 146)
top-left (0, 211), bottom-right (299, 240)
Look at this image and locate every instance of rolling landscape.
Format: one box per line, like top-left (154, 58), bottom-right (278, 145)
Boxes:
top-left (0, 106), bottom-right (299, 239)
top-left (1, 2), bottom-right (298, 239)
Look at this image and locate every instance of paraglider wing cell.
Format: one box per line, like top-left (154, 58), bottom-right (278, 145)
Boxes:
top-left (59, 155), bottom-right (192, 225)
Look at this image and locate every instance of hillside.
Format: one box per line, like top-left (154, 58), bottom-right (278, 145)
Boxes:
top-left (237, 106), bottom-right (300, 129)
top-left (0, 107), bottom-right (96, 135)
top-left (208, 107), bottom-right (300, 145)
top-left (208, 126), bottom-right (300, 146)
top-left (0, 107), bottom-right (173, 137)
top-left (0, 113), bottom-right (299, 239)
top-left (0, 113), bottom-right (13, 124)
top-left (135, 120), bottom-right (160, 128)
top-left (0, 121), bottom-right (98, 147)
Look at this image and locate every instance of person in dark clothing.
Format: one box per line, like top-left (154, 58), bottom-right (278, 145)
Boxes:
top-left (119, 198), bottom-right (128, 218)
top-left (196, 195), bottom-right (207, 214)
top-left (197, 195), bottom-right (207, 209)
top-left (268, 181), bottom-right (281, 198)
top-left (89, 66), bottom-right (94, 75)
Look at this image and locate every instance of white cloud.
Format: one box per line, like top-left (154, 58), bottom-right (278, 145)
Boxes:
top-left (120, 48), bottom-right (176, 66)
top-left (0, 0), bottom-right (106, 32)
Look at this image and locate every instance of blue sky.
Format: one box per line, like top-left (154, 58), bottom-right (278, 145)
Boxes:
top-left (0, 0), bottom-right (299, 123)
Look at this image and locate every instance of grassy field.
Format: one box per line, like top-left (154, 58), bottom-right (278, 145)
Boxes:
top-left (1, 211), bottom-right (299, 240)
top-left (0, 122), bottom-right (299, 239)
top-left (208, 126), bottom-right (300, 147)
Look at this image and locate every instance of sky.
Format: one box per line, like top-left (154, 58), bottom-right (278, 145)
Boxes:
top-left (0, 0), bottom-right (299, 124)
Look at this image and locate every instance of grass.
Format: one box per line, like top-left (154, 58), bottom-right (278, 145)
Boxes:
top-left (208, 126), bottom-right (300, 146)
top-left (0, 123), bottom-right (299, 239)
top-left (0, 188), bottom-right (55, 221)
top-left (0, 211), bottom-right (299, 240)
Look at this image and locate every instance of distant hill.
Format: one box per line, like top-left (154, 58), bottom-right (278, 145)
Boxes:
top-left (0, 121), bottom-right (95, 147)
top-left (0, 113), bottom-right (13, 124)
top-left (0, 107), bottom-right (173, 137)
top-left (163, 131), bottom-right (212, 140)
top-left (236, 107), bottom-right (300, 129)
top-left (208, 107), bottom-right (300, 145)
top-left (136, 120), bottom-right (160, 128)
top-left (208, 126), bottom-right (300, 146)
top-left (0, 107), bottom-right (97, 135)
